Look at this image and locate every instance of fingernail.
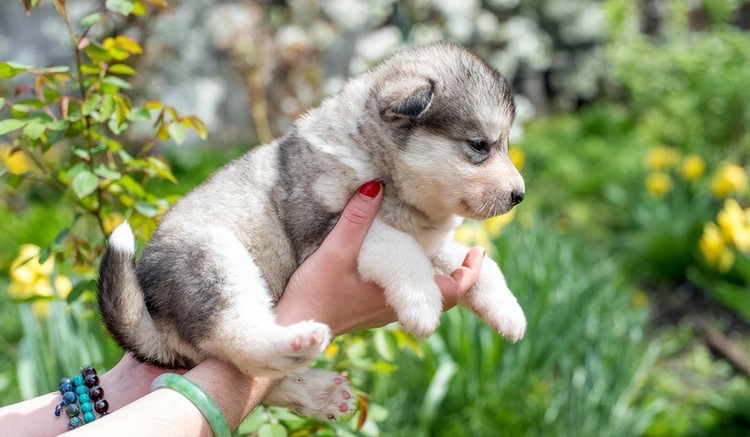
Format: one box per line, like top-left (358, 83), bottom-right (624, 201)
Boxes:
top-left (359, 180), bottom-right (381, 198)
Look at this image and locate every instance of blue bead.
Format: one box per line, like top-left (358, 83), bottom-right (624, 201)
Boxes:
top-left (58, 382), bottom-right (74, 393)
top-left (72, 374), bottom-right (85, 387)
top-left (58, 377), bottom-right (71, 387)
top-left (66, 404), bottom-right (80, 418)
top-left (68, 416), bottom-right (82, 430)
top-left (83, 412), bottom-right (96, 423)
top-left (75, 385), bottom-right (88, 396)
top-left (62, 391), bottom-right (77, 405)
top-left (78, 394), bottom-right (91, 404)
top-left (80, 402), bottom-right (93, 414)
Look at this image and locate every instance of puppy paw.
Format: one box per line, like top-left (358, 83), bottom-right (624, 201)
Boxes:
top-left (283, 321), bottom-right (331, 365)
top-left (265, 369), bottom-right (357, 420)
top-left (240, 321), bottom-right (331, 375)
top-left (487, 299), bottom-right (526, 342)
top-left (392, 281), bottom-right (443, 337)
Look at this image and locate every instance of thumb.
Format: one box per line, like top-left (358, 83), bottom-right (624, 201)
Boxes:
top-left (322, 180), bottom-right (383, 255)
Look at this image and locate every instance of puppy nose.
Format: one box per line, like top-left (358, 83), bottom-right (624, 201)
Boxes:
top-left (511, 190), bottom-right (525, 206)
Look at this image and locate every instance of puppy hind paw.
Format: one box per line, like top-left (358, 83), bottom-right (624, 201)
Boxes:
top-left (285, 320), bottom-right (331, 362)
top-left (266, 369), bottom-right (357, 420)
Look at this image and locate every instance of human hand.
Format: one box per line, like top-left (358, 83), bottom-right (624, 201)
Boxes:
top-left (276, 180), bottom-right (485, 335)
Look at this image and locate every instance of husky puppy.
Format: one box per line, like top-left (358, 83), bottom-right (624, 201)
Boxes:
top-left (98, 42), bottom-right (526, 419)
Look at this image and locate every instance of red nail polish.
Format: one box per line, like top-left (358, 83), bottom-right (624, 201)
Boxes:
top-left (359, 180), bottom-right (381, 198)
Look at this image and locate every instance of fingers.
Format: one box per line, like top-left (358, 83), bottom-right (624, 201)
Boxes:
top-left (436, 246), bottom-right (485, 311)
top-left (321, 180), bottom-right (383, 257)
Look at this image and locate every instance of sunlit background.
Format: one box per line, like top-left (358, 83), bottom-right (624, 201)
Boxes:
top-left (1, 0), bottom-right (749, 435)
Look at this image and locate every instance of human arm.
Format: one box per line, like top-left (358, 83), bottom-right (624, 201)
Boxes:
top-left (0, 180), bottom-right (483, 437)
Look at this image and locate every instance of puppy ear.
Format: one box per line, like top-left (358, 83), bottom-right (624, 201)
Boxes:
top-left (377, 76), bottom-right (434, 122)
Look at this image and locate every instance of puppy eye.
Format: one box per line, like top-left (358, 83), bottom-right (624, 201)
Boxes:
top-left (467, 139), bottom-right (490, 154)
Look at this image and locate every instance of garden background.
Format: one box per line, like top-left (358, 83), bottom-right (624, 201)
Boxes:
top-left (1, 0), bottom-right (749, 435)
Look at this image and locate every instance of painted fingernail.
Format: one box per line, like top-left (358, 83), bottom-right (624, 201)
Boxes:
top-left (359, 180), bottom-right (381, 198)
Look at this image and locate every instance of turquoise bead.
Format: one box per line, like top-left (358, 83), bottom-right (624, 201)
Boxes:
top-left (72, 374), bottom-right (85, 387)
top-left (68, 416), bottom-right (82, 430)
top-left (75, 385), bottom-right (88, 396)
top-left (78, 393), bottom-right (91, 404)
top-left (83, 412), bottom-right (96, 423)
top-left (80, 402), bottom-right (93, 414)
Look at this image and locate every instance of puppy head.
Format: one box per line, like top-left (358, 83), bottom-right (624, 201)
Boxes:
top-left (373, 43), bottom-right (524, 220)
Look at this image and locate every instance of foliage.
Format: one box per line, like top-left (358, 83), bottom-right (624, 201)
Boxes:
top-left (366, 221), bottom-right (661, 437)
top-left (0, 0), bottom-right (204, 396)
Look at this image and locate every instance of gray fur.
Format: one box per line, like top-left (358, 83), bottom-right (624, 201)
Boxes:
top-left (98, 42), bottom-right (526, 416)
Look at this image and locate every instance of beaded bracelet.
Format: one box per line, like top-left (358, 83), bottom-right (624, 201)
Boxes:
top-left (150, 373), bottom-right (231, 437)
top-left (54, 366), bottom-right (109, 430)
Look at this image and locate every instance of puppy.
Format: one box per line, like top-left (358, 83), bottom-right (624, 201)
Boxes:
top-left (98, 42), bottom-right (526, 419)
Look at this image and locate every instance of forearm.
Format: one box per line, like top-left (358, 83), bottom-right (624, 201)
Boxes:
top-left (0, 355), bottom-right (169, 437)
top-left (62, 359), bottom-right (275, 437)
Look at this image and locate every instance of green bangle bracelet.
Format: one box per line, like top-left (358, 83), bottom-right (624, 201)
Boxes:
top-left (150, 373), bottom-right (231, 437)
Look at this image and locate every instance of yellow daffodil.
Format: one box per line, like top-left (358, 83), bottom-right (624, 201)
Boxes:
top-left (680, 154), bottom-right (705, 182)
top-left (646, 146), bottom-right (680, 171)
top-left (102, 213), bottom-right (125, 235)
top-left (454, 221), bottom-right (491, 249)
top-left (699, 222), bottom-right (735, 272)
top-left (509, 147), bottom-right (525, 171)
top-left (0, 144), bottom-right (35, 175)
top-left (9, 244), bottom-right (72, 317)
top-left (717, 199), bottom-right (750, 253)
top-left (484, 208), bottom-right (517, 236)
top-left (711, 163), bottom-right (748, 198)
top-left (646, 172), bottom-right (673, 197)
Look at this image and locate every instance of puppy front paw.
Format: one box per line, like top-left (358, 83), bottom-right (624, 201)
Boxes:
top-left (487, 298), bottom-right (526, 342)
top-left (391, 281), bottom-right (443, 337)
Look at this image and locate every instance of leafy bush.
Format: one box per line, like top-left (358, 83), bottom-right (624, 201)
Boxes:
top-left (0, 0), bottom-right (205, 397)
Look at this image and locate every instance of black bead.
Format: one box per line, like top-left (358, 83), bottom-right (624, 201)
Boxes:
top-left (84, 373), bottom-right (100, 388)
top-left (81, 366), bottom-right (97, 378)
top-left (89, 385), bottom-right (104, 400)
top-left (94, 399), bottom-right (109, 415)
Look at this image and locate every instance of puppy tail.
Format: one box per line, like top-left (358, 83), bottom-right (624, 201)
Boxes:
top-left (97, 222), bottom-right (162, 362)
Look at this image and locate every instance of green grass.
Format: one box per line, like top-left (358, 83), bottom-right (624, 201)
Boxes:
top-left (365, 221), bottom-right (662, 437)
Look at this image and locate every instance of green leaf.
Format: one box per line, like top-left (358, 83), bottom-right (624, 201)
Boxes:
top-left (106, 0), bottom-right (135, 16)
top-left (100, 94), bottom-right (116, 120)
top-left (46, 120), bottom-right (70, 132)
top-left (81, 12), bottom-right (103, 28)
top-left (257, 423), bottom-right (287, 437)
top-left (94, 163), bottom-right (122, 180)
top-left (373, 329), bottom-right (397, 362)
top-left (80, 64), bottom-right (101, 75)
top-left (109, 63), bottom-right (136, 75)
top-left (0, 98), bottom-right (6, 109)
top-left (43, 87), bottom-right (61, 102)
top-left (135, 201), bottom-right (159, 217)
top-left (67, 280), bottom-right (96, 303)
top-left (0, 62), bottom-right (32, 79)
top-left (0, 119), bottom-right (28, 135)
top-left (108, 117), bottom-right (128, 135)
top-left (31, 66), bottom-right (69, 75)
top-left (23, 121), bottom-right (46, 140)
top-left (84, 43), bottom-right (111, 63)
top-left (167, 121), bottom-right (187, 144)
top-left (127, 107), bottom-right (152, 122)
top-left (82, 94), bottom-right (102, 116)
top-left (71, 170), bottom-right (99, 198)
top-left (102, 76), bottom-right (133, 90)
